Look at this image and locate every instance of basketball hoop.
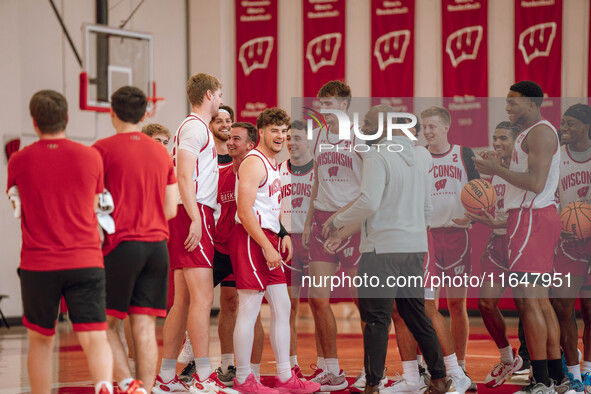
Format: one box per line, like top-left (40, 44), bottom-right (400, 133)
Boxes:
top-left (147, 81), bottom-right (166, 118)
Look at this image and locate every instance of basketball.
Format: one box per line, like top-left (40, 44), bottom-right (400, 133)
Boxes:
top-left (560, 202), bottom-right (591, 240)
top-left (461, 179), bottom-right (497, 214)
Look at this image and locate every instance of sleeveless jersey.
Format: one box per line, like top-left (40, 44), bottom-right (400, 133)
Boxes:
top-left (215, 165), bottom-right (237, 254)
top-left (505, 120), bottom-right (560, 210)
top-left (279, 160), bottom-right (314, 234)
top-left (491, 175), bottom-right (508, 236)
top-left (312, 126), bottom-right (362, 211)
top-left (235, 149), bottom-right (281, 233)
top-left (558, 145), bottom-right (591, 209)
top-left (172, 113), bottom-right (218, 209)
top-left (430, 144), bottom-right (470, 228)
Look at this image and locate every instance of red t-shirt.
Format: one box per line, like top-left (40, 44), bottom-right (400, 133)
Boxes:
top-left (215, 164), bottom-right (237, 255)
top-left (6, 139), bottom-right (104, 271)
top-left (93, 132), bottom-right (177, 255)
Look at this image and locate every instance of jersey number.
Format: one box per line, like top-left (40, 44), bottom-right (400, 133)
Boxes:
top-left (452, 154), bottom-right (458, 163)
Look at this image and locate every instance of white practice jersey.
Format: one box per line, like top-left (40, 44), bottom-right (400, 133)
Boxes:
top-left (491, 175), bottom-right (508, 236)
top-left (558, 145), bottom-right (591, 210)
top-left (172, 113), bottom-right (218, 209)
top-left (505, 120), bottom-right (560, 210)
top-left (279, 160), bottom-right (314, 234)
top-left (235, 149), bottom-right (281, 234)
top-left (430, 144), bottom-right (478, 228)
top-left (312, 126), bottom-right (362, 211)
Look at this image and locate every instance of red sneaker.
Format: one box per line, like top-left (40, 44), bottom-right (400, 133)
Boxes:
top-left (275, 371), bottom-right (321, 393)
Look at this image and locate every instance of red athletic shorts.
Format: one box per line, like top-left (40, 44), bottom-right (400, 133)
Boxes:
top-left (481, 233), bottom-right (509, 284)
top-left (430, 227), bottom-right (472, 277)
top-left (286, 233), bottom-right (309, 287)
top-left (506, 206), bottom-right (561, 273)
top-left (229, 224), bottom-right (286, 291)
top-left (554, 237), bottom-right (591, 285)
top-left (309, 210), bottom-right (361, 268)
top-left (168, 204), bottom-right (215, 270)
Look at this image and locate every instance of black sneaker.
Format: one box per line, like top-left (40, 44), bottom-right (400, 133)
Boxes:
top-left (178, 360), bottom-right (196, 383)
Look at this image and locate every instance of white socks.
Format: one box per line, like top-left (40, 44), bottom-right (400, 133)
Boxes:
top-left (402, 360), bottom-right (420, 384)
top-left (290, 355), bottom-right (298, 368)
top-left (118, 378), bottom-right (134, 391)
top-left (499, 345), bottom-right (514, 364)
top-left (444, 353), bottom-right (463, 377)
top-left (194, 357), bottom-right (212, 381)
top-left (221, 353), bottom-right (234, 373)
top-left (159, 358), bottom-right (177, 382)
top-left (568, 365), bottom-right (582, 382)
top-left (317, 356), bottom-right (326, 369)
top-left (325, 358), bottom-right (340, 375)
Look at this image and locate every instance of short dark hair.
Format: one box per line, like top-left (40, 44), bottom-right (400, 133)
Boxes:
top-left (317, 80), bottom-right (352, 109)
top-left (232, 122), bottom-right (258, 144)
top-left (510, 80), bottom-right (544, 108)
top-left (217, 105), bottom-right (235, 122)
top-left (257, 107), bottom-right (290, 130)
top-left (290, 120), bottom-right (307, 130)
top-left (111, 86), bottom-right (147, 124)
top-left (495, 121), bottom-right (521, 140)
top-left (29, 90), bottom-right (68, 134)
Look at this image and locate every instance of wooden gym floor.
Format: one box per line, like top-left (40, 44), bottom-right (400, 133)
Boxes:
top-left (0, 303), bottom-right (581, 393)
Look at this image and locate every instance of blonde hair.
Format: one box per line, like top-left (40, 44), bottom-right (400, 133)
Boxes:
top-left (420, 106), bottom-right (451, 127)
top-left (142, 123), bottom-right (171, 139)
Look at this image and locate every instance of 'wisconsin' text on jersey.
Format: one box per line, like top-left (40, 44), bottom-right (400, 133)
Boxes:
top-left (317, 151), bottom-right (354, 169)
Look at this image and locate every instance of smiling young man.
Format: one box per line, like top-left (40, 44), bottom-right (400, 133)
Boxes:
top-left (210, 105), bottom-right (234, 165)
top-left (302, 81), bottom-right (363, 391)
top-left (550, 104), bottom-right (591, 391)
top-left (421, 106), bottom-right (478, 392)
top-left (473, 81), bottom-right (562, 394)
top-left (230, 108), bottom-right (319, 394)
top-left (279, 121), bottom-right (315, 377)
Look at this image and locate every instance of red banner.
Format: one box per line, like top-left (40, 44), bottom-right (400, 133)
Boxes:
top-left (442, 0), bottom-right (488, 147)
top-left (514, 0), bottom-right (562, 127)
top-left (371, 0), bottom-right (414, 112)
top-left (303, 0), bottom-right (346, 97)
top-left (235, 0), bottom-right (278, 123)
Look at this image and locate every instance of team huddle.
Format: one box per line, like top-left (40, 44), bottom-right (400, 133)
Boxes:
top-left (6, 76), bottom-right (591, 394)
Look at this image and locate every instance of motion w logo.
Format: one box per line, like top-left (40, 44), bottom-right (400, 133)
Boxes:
top-left (518, 22), bottom-right (557, 65)
top-left (328, 166), bottom-right (339, 178)
top-left (238, 36), bottom-right (274, 76)
top-left (373, 30), bottom-right (411, 71)
top-left (306, 33), bottom-right (342, 73)
top-left (445, 26), bottom-right (483, 68)
top-left (292, 197), bottom-right (304, 208)
top-left (435, 179), bottom-right (447, 191)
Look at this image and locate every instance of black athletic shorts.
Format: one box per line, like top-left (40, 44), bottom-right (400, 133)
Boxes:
top-left (213, 249), bottom-right (235, 287)
top-left (19, 267), bottom-right (107, 336)
top-left (104, 240), bottom-right (169, 319)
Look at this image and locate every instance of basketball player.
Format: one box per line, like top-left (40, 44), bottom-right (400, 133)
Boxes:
top-left (460, 122), bottom-right (525, 388)
top-left (210, 105), bottom-right (234, 165)
top-left (231, 108), bottom-right (319, 394)
top-left (7, 90), bottom-right (114, 394)
top-left (213, 121), bottom-right (265, 386)
top-left (422, 106), bottom-right (478, 382)
top-left (279, 120), bottom-right (314, 377)
top-left (142, 123), bottom-right (172, 147)
top-left (473, 81), bottom-right (563, 394)
top-left (323, 104), bottom-right (454, 394)
top-left (302, 80), bottom-right (362, 391)
top-left (153, 73), bottom-right (231, 393)
top-left (550, 104), bottom-right (591, 391)
top-left (93, 86), bottom-right (178, 394)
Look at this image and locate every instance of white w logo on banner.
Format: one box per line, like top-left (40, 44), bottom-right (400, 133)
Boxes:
top-left (306, 33), bottom-right (342, 73)
top-left (373, 30), bottom-right (411, 71)
top-left (445, 26), bottom-right (483, 68)
top-left (518, 22), bottom-right (557, 65)
top-left (238, 36), bottom-right (274, 76)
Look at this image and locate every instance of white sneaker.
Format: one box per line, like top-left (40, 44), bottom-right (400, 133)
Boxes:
top-left (189, 372), bottom-right (239, 394)
top-left (382, 374), bottom-right (427, 393)
top-left (152, 375), bottom-right (190, 393)
top-left (449, 371), bottom-right (471, 394)
top-left (349, 369), bottom-right (387, 392)
top-left (310, 369), bottom-right (349, 392)
top-left (177, 332), bottom-right (194, 364)
top-left (485, 349), bottom-right (523, 388)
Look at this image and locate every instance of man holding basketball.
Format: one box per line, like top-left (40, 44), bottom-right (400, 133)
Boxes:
top-left (474, 80), bottom-right (562, 394)
top-left (550, 103), bottom-right (591, 390)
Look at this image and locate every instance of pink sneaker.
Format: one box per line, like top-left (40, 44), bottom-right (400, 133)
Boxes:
top-left (275, 371), bottom-right (321, 393)
top-left (233, 373), bottom-right (279, 394)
